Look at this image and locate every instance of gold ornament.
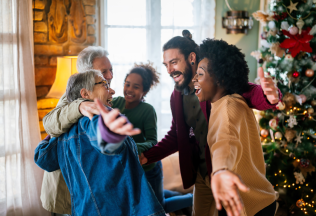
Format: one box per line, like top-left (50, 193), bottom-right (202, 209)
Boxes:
top-left (269, 42), bottom-right (285, 58)
top-left (296, 199), bottom-right (305, 208)
top-left (250, 51), bottom-right (262, 60)
top-left (269, 29), bottom-right (277, 36)
top-left (269, 118), bottom-right (278, 130)
top-left (311, 100), bottom-right (316, 106)
top-left (285, 129), bottom-right (296, 142)
top-left (296, 18), bottom-right (305, 34)
top-left (263, 54), bottom-right (273, 62)
top-left (261, 129), bottom-right (269, 138)
top-left (276, 101), bottom-right (285, 110)
top-left (252, 11), bottom-right (273, 24)
top-left (293, 160), bottom-right (316, 177)
top-left (308, 107), bottom-right (314, 114)
top-left (283, 93), bottom-right (297, 108)
top-left (296, 52), bottom-right (306, 60)
top-left (287, 0), bottom-right (298, 13)
top-left (275, 132), bottom-right (283, 140)
top-left (301, 164), bottom-right (315, 177)
top-left (305, 69), bottom-right (314, 77)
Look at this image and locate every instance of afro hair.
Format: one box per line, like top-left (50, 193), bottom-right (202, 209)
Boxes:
top-left (199, 39), bottom-right (250, 95)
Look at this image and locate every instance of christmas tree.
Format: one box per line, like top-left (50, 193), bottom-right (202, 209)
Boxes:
top-left (251, 0), bottom-right (316, 215)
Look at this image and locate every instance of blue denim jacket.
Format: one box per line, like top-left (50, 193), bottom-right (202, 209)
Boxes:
top-left (34, 115), bottom-right (165, 216)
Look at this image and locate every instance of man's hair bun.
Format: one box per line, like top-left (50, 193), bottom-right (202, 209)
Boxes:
top-left (182, 30), bottom-right (192, 39)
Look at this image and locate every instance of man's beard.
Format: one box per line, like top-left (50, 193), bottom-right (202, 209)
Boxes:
top-left (170, 61), bottom-right (193, 92)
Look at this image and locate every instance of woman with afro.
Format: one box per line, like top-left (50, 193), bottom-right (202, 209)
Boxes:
top-left (193, 39), bottom-right (276, 216)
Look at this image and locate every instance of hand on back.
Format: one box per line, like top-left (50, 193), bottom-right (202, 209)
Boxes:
top-left (79, 101), bottom-right (100, 120)
top-left (95, 98), bottom-right (141, 136)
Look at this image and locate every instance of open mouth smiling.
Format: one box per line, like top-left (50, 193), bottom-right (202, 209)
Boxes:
top-left (170, 71), bottom-right (182, 78)
top-left (125, 93), bottom-right (134, 99)
top-left (194, 85), bottom-right (201, 95)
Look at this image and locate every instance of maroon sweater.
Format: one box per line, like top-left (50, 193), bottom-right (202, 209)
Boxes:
top-left (144, 83), bottom-right (281, 189)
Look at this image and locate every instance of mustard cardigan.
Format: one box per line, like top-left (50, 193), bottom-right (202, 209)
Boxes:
top-left (208, 94), bottom-right (276, 216)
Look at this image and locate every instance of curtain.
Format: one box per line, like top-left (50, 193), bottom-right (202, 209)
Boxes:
top-left (0, 0), bottom-right (48, 215)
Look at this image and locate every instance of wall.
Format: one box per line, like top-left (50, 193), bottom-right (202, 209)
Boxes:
top-left (33, 0), bottom-right (99, 138)
top-left (215, 0), bottom-right (260, 82)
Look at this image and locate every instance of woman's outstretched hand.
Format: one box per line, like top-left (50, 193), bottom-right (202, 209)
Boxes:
top-left (211, 170), bottom-right (249, 216)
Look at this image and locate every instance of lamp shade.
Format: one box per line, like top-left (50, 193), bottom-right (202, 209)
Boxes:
top-left (46, 56), bottom-right (78, 98)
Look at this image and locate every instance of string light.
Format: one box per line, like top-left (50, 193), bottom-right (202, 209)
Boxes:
top-left (283, 185), bottom-right (286, 188)
top-left (292, 183), bottom-right (295, 186)
top-left (286, 149), bottom-right (289, 152)
top-left (279, 170), bottom-right (282, 173)
top-left (306, 184), bottom-right (309, 186)
top-left (306, 195), bottom-right (309, 198)
top-left (299, 186), bottom-right (301, 189)
top-left (297, 159), bottom-right (301, 162)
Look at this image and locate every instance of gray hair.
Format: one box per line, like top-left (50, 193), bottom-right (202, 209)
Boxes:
top-left (66, 69), bottom-right (103, 102)
top-left (76, 46), bottom-right (109, 72)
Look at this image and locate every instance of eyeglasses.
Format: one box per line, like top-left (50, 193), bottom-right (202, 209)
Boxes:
top-left (95, 80), bottom-right (109, 90)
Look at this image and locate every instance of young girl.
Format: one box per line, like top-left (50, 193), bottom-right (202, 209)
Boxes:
top-left (193, 39), bottom-right (276, 216)
top-left (112, 62), bottom-right (193, 213)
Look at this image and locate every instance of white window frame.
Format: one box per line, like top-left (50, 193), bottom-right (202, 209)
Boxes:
top-left (98, 0), bottom-right (215, 140)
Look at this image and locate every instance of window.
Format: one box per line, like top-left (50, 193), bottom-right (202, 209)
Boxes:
top-left (101, 0), bottom-right (215, 140)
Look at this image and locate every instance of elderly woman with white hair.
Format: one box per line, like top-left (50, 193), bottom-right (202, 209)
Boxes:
top-left (35, 70), bottom-right (165, 216)
top-left (40, 46), bottom-right (115, 215)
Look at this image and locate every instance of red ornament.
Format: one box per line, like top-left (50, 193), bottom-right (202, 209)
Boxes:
top-left (273, 12), bottom-right (288, 21)
top-left (292, 71), bottom-right (300, 78)
top-left (279, 27), bottom-right (313, 57)
top-left (300, 159), bottom-right (310, 168)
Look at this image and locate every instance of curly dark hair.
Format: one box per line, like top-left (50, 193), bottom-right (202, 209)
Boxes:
top-left (124, 61), bottom-right (160, 93)
top-left (199, 39), bottom-right (249, 95)
top-left (163, 30), bottom-right (200, 62)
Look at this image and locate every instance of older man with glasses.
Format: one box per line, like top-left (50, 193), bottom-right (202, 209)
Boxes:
top-left (41, 46), bottom-right (115, 215)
